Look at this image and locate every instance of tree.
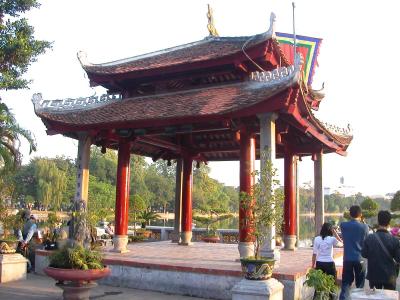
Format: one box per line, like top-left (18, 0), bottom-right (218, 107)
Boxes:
top-left (35, 159), bottom-right (68, 210)
top-left (0, 0), bottom-right (51, 89)
top-left (391, 191), bottom-right (400, 212)
top-left (89, 147), bottom-right (117, 185)
top-left (0, 102), bottom-right (36, 171)
top-left (360, 197), bottom-right (378, 212)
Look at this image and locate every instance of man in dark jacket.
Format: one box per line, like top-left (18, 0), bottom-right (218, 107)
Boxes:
top-left (362, 210), bottom-right (400, 290)
top-left (339, 205), bottom-right (369, 300)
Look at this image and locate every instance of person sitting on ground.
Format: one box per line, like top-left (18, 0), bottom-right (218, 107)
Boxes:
top-left (362, 210), bottom-right (400, 290)
top-left (312, 222), bottom-right (343, 280)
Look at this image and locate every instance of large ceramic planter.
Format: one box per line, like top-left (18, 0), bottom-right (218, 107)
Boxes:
top-left (240, 257), bottom-right (275, 280)
top-left (44, 266), bottom-right (110, 283)
top-left (202, 236), bottom-right (220, 243)
top-left (44, 266), bottom-right (110, 300)
top-left (136, 230), bottom-right (152, 238)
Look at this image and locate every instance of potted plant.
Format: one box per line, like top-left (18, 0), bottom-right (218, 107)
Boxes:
top-left (43, 202), bottom-right (110, 299)
top-left (193, 208), bottom-right (233, 243)
top-left (134, 210), bottom-right (159, 238)
top-left (239, 152), bottom-right (284, 280)
top-left (0, 203), bottom-right (22, 252)
top-left (304, 268), bottom-right (339, 300)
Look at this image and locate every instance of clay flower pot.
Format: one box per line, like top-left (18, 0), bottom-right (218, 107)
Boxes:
top-left (202, 236), bottom-right (220, 243)
top-left (240, 258), bottom-right (275, 280)
top-left (44, 266), bottom-right (111, 300)
top-left (44, 266), bottom-right (110, 283)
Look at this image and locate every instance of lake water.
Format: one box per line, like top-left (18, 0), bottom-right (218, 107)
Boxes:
top-left (152, 215), bottom-right (344, 245)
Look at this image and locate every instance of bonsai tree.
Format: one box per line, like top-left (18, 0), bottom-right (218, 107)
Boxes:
top-left (193, 207), bottom-right (233, 237)
top-left (304, 268), bottom-right (339, 300)
top-left (240, 151), bottom-right (284, 259)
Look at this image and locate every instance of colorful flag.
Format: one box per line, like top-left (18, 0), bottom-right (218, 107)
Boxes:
top-left (276, 32), bottom-right (322, 86)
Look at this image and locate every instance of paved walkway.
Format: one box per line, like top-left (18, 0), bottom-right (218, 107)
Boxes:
top-left (0, 274), bottom-right (206, 300)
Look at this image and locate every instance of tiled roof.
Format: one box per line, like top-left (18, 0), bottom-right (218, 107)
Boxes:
top-left (36, 78), bottom-right (295, 128)
top-left (79, 33), bottom-right (272, 76)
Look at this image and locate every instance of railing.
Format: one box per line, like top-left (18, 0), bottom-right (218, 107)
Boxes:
top-left (143, 226), bottom-right (239, 244)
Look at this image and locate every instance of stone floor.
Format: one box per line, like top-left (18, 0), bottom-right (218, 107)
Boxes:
top-left (0, 273), bottom-right (207, 300)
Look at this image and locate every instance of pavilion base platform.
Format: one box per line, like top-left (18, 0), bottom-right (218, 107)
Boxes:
top-left (36, 241), bottom-right (343, 300)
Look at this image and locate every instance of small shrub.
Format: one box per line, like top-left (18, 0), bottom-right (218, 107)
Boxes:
top-left (49, 245), bottom-right (103, 270)
top-left (304, 269), bottom-right (338, 299)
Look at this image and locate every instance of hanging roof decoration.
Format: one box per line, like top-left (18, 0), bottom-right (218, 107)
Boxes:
top-left (276, 32), bottom-right (322, 86)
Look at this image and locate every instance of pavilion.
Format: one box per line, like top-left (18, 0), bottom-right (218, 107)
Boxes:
top-left (32, 12), bottom-right (352, 258)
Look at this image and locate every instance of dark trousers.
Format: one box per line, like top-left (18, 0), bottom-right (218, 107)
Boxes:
top-left (339, 261), bottom-right (365, 300)
top-left (369, 281), bottom-right (396, 290)
top-left (316, 261), bottom-right (337, 279)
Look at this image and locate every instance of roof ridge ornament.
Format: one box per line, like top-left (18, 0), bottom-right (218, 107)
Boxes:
top-left (77, 51), bottom-right (92, 67)
top-left (267, 12), bottom-right (276, 38)
top-left (249, 52), bottom-right (302, 85)
top-left (207, 4), bottom-right (219, 37)
top-left (31, 93), bottom-right (123, 113)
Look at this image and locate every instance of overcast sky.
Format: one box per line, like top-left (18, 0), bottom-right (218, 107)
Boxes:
top-left (2, 0), bottom-right (399, 196)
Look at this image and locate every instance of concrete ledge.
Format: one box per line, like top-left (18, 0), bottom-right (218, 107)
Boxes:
top-left (99, 264), bottom-right (241, 300)
top-left (232, 278), bottom-right (284, 300)
top-left (0, 254), bottom-right (28, 283)
top-left (351, 288), bottom-right (398, 300)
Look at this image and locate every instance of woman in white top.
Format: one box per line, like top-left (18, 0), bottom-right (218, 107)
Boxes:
top-left (312, 222), bottom-right (343, 279)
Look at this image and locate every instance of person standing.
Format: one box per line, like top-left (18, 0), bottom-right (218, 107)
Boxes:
top-left (312, 222), bottom-right (343, 279)
top-left (339, 205), bottom-right (369, 300)
top-left (18, 214), bottom-right (38, 272)
top-left (362, 210), bottom-right (400, 290)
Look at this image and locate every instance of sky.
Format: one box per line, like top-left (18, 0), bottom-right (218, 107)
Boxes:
top-left (2, 0), bottom-right (400, 196)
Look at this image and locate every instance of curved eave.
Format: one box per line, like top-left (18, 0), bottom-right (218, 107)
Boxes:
top-left (290, 89), bottom-right (352, 156)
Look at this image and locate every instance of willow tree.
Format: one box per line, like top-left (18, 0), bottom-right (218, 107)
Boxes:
top-left (35, 159), bottom-right (67, 210)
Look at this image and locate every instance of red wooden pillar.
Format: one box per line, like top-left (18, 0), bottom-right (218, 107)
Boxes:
top-left (284, 152), bottom-right (297, 250)
top-left (238, 128), bottom-right (255, 257)
top-left (113, 139), bottom-right (131, 253)
top-left (180, 154), bottom-right (193, 245)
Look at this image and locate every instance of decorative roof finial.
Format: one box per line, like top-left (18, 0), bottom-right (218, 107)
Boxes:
top-left (207, 4), bottom-right (219, 37)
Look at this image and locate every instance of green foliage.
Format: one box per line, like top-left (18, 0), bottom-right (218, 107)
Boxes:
top-left (361, 197), bottom-right (378, 212)
top-left (138, 210), bottom-right (160, 228)
top-left (0, 0), bottom-right (51, 90)
top-left (144, 162), bottom-right (174, 213)
top-left (193, 164), bottom-right (231, 212)
top-left (48, 245), bottom-right (103, 270)
top-left (35, 158), bottom-right (68, 210)
top-left (240, 152), bottom-right (284, 259)
top-left (0, 102), bottom-right (36, 171)
top-left (193, 209), bottom-right (233, 234)
top-left (304, 269), bottom-right (338, 298)
top-left (391, 191), bottom-right (400, 212)
top-left (89, 148), bottom-right (117, 185)
top-left (0, 200), bottom-right (17, 237)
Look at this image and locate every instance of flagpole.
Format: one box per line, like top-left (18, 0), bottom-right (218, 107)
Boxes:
top-left (292, 2), bottom-right (297, 61)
